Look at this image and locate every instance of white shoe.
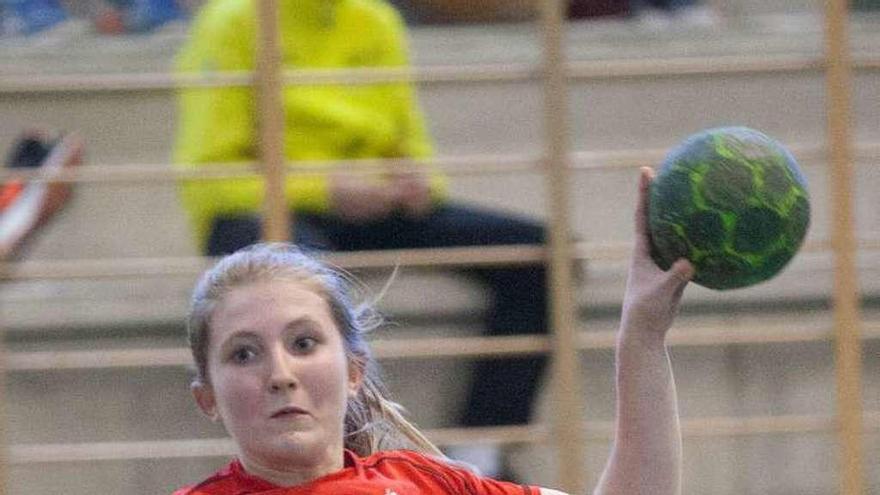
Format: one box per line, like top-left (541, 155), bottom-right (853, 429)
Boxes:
top-left (674, 5), bottom-right (719, 28)
top-left (443, 444), bottom-right (502, 478)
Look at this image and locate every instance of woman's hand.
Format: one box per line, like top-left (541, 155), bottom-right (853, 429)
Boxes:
top-left (620, 167), bottom-right (694, 344)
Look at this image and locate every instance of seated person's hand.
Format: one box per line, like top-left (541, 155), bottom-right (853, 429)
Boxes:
top-left (389, 170), bottom-right (432, 218)
top-left (329, 173), bottom-right (397, 223)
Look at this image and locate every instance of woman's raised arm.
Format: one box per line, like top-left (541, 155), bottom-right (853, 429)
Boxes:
top-left (593, 167), bottom-right (692, 495)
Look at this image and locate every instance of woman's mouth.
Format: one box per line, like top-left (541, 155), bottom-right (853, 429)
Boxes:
top-left (271, 406), bottom-right (308, 419)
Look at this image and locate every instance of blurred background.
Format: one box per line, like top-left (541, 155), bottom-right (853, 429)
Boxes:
top-left (0, 0), bottom-right (878, 493)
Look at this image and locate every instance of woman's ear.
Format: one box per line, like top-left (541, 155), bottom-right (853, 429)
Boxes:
top-left (347, 358), bottom-right (365, 398)
top-left (192, 380), bottom-right (220, 422)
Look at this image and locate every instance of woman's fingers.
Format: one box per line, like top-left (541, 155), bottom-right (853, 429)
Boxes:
top-left (635, 167), bottom-right (652, 236)
top-left (633, 167), bottom-right (656, 258)
top-left (668, 258), bottom-right (695, 284)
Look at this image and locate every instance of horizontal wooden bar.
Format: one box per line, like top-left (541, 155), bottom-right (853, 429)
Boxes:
top-left (280, 64), bottom-right (541, 86)
top-left (6, 320), bottom-right (878, 372)
top-left (8, 438), bottom-right (236, 464)
top-left (434, 411), bottom-right (880, 441)
top-left (7, 411), bottom-right (879, 464)
top-left (567, 53), bottom-right (822, 79)
top-left (1, 141), bottom-right (878, 186)
top-left (0, 230), bottom-right (874, 280)
top-left (0, 154), bottom-right (540, 185)
top-left (1, 53), bottom-right (878, 94)
top-left (0, 64), bottom-right (537, 94)
top-left (0, 255), bottom-right (214, 280)
top-left (0, 244), bottom-right (548, 281)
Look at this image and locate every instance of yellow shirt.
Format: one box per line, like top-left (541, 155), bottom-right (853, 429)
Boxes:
top-left (174, 0), bottom-right (446, 248)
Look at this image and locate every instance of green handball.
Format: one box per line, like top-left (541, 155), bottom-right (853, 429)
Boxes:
top-left (648, 127), bottom-right (811, 290)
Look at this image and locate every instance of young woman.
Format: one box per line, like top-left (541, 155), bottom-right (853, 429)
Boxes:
top-left (173, 167), bottom-right (693, 495)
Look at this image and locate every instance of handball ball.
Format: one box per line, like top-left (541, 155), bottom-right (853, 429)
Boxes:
top-left (648, 127), bottom-right (811, 290)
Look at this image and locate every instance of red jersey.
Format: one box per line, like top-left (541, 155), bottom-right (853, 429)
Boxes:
top-left (173, 449), bottom-right (540, 495)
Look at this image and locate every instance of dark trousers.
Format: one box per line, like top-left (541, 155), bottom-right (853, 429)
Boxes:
top-left (636, 0), bottom-right (696, 10)
top-left (206, 204), bottom-right (548, 427)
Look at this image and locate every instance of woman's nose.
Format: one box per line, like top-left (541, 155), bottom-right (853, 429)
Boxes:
top-left (267, 351), bottom-right (297, 392)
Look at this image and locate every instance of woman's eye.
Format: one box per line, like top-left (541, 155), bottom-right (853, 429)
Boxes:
top-left (292, 336), bottom-right (317, 353)
top-left (231, 347), bottom-right (257, 364)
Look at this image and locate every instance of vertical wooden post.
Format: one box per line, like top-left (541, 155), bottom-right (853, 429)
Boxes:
top-left (539, 0), bottom-right (586, 492)
top-left (0, 329), bottom-right (6, 495)
top-left (822, 1), bottom-right (865, 494)
top-left (255, 0), bottom-right (291, 242)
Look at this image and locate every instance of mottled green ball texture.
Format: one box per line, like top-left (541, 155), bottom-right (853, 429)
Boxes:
top-left (648, 127), bottom-right (811, 290)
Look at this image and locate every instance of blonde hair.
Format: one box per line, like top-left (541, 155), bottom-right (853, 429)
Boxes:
top-left (187, 242), bottom-right (441, 457)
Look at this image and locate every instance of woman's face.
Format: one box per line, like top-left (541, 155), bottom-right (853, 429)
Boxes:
top-left (193, 279), bottom-right (361, 475)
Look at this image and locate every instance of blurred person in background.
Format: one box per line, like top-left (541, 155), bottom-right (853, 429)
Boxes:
top-left (1, 0), bottom-right (68, 36)
top-left (0, 130), bottom-right (83, 261)
top-left (380, 0), bottom-right (714, 25)
top-left (85, 0), bottom-right (187, 33)
top-left (0, 0), bottom-right (190, 36)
